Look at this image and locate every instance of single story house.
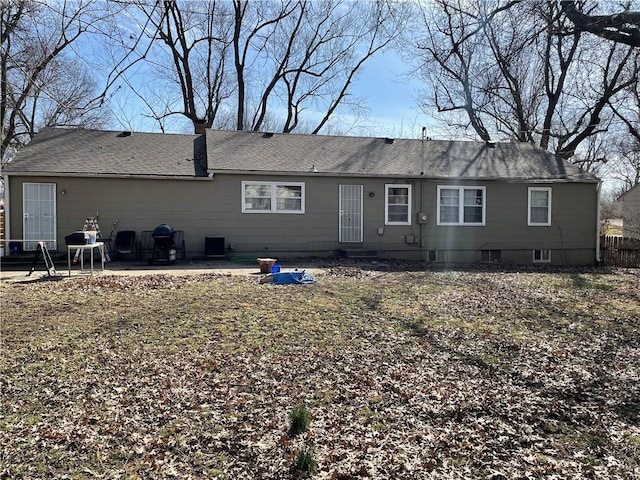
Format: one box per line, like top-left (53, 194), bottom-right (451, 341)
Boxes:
top-left (2, 127), bottom-right (601, 265)
top-left (618, 183), bottom-right (640, 239)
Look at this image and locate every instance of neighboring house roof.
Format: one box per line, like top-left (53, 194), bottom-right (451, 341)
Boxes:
top-left (2, 127), bottom-right (207, 178)
top-left (3, 127), bottom-right (599, 183)
top-left (617, 182), bottom-right (640, 201)
top-left (205, 130), bottom-right (598, 182)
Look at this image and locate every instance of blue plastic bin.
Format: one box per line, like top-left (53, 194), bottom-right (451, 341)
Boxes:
top-left (9, 242), bottom-right (21, 255)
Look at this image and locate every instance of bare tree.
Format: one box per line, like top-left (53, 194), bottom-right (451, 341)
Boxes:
top-left (610, 66), bottom-right (640, 146)
top-left (555, 41), bottom-right (638, 159)
top-left (415, 0), bottom-right (498, 141)
top-left (231, 0), bottom-right (300, 131)
top-left (1, 0), bottom-right (109, 166)
top-left (107, 0), bottom-right (409, 134)
top-left (608, 76), bottom-right (640, 188)
top-left (561, 0), bottom-right (640, 47)
top-left (611, 140), bottom-right (640, 189)
top-left (412, 0), bottom-right (639, 162)
top-left (146, 0), bottom-right (234, 131)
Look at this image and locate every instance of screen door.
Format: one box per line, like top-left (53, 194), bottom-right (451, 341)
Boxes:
top-left (23, 182), bottom-right (57, 251)
top-left (339, 184), bottom-right (363, 242)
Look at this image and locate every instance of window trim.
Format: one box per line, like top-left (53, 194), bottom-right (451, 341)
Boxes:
top-left (533, 249), bottom-right (551, 263)
top-left (242, 181), bottom-right (305, 214)
top-left (436, 185), bottom-right (486, 226)
top-left (385, 184), bottom-right (412, 225)
top-left (528, 187), bottom-right (552, 226)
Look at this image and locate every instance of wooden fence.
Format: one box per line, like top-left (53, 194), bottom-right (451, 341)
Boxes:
top-left (600, 235), bottom-right (640, 268)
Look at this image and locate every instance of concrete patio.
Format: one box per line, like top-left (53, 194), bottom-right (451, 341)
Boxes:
top-left (0, 257), bottom-right (326, 283)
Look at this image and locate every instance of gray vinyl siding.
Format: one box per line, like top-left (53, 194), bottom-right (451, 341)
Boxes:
top-left (6, 174), bottom-right (598, 264)
top-left (214, 175), bottom-right (341, 255)
top-left (421, 181), bottom-right (597, 264)
top-left (7, 176), bottom-right (216, 255)
top-left (422, 181), bottom-right (597, 250)
top-left (621, 186), bottom-right (640, 239)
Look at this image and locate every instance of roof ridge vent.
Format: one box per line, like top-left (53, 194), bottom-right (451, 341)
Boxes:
top-left (263, 132), bottom-right (274, 138)
top-left (118, 131), bottom-right (132, 137)
top-left (384, 137), bottom-right (394, 144)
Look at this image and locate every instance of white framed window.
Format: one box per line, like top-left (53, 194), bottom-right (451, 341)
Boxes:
top-left (533, 249), bottom-right (551, 263)
top-left (528, 187), bottom-right (551, 226)
top-left (437, 186), bottom-right (486, 225)
top-left (385, 184), bottom-right (412, 225)
top-left (242, 181), bottom-right (305, 213)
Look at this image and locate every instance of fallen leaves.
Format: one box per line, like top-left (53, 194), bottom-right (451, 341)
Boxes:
top-left (1, 268), bottom-right (639, 478)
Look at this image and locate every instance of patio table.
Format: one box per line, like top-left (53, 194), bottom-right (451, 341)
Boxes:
top-left (68, 242), bottom-right (105, 276)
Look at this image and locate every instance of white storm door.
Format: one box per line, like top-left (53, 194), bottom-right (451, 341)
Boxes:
top-left (23, 182), bottom-right (57, 251)
top-left (339, 184), bottom-right (363, 243)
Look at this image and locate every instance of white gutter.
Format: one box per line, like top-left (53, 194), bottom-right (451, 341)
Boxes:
top-left (2, 172), bottom-right (213, 181)
top-left (209, 169), bottom-right (599, 183)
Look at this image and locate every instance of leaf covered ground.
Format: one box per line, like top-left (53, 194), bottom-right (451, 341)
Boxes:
top-left (1, 267), bottom-right (639, 479)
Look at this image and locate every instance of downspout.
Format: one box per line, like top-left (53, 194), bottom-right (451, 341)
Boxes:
top-left (2, 173), bottom-right (10, 251)
top-left (419, 127), bottom-right (426, 261)
top-left (595, 181), bottom-right (602, 265)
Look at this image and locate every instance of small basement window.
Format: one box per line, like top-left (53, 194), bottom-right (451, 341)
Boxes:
top-left (481, 249), bottom-right (501, 262)
top-left (533, 249), bottom-right (551, 263)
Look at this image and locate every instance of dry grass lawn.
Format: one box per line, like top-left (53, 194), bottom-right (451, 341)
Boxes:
top-left (1, 266), bottom-right (639, 479)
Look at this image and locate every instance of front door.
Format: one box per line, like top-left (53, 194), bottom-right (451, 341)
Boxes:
top-left (23, 182), bottom-right (57, 251)
top-left (339, 184), bottom-right (363, 242)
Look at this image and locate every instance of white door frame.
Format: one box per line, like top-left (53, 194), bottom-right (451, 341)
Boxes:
top-left (339, 184), bottom-right (363, 243)
top-left (23, 182), bottom-right (57, 251)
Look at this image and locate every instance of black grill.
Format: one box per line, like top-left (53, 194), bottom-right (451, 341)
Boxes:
top-left (150, 224), bottom-right (176, 264)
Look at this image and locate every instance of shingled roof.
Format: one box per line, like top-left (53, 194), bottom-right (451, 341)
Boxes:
top-left (205, 130), bottom-right (598, 182)
top-left (3, 127), bottom-right (598, 183)
top-left (2, 128), bottom-right (207, 177)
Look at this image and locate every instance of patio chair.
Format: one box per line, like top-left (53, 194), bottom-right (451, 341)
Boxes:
top-left (114, 230), bottom-right (136, 260)
top-left (173, 230), bottom-right (186, 260)
top-left (138, 230), bottom-right (154, 261)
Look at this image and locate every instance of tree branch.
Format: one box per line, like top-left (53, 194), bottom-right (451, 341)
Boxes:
top-left (561, 1), bottom-right (640, 47)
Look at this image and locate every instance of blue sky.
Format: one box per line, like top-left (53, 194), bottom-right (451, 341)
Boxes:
top-left (348, 50), bottom-right (434, 139)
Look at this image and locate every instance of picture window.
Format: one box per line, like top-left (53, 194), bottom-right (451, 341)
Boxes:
top-left (242, 181), bottom-right (305, 213)
top-left (437, 186), bottom-right (486, 226)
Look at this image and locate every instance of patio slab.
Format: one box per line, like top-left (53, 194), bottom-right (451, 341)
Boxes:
top-left (0, 258), bottom-right (326, 283)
